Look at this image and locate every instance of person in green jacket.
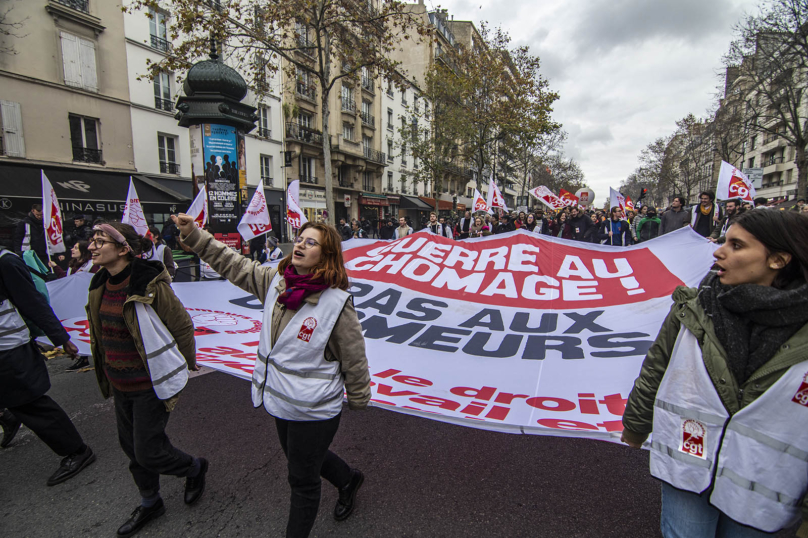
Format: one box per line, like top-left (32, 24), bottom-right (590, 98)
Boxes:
top-left (622, 209), bottom-right (808, 538)
top-left (635, 209), bottom-right (662, 243)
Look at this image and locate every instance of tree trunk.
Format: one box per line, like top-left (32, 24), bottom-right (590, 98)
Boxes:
top-left (796, 144), bottom-right (808, 202)
top-left (321, 31), bottom-right (334, 224)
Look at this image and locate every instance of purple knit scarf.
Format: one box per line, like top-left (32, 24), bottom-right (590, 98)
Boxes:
top-left (277, 265), bottom-right (329, 310)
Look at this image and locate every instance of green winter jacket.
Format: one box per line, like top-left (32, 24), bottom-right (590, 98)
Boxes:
top-left (622, 285), bottom-right (808, 537)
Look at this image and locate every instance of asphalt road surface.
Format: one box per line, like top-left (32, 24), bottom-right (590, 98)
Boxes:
top-left (0, 357), bottom-right (799, 538)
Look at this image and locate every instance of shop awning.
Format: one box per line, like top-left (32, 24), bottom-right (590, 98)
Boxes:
top-left (399, 195), bottom-right (432, 210)
top-left (0, 162), bottom-right (190, 210)
top-left (359, 193), bottom-right (389, 206)
top-left (419, 197), bottom-right (454, 211)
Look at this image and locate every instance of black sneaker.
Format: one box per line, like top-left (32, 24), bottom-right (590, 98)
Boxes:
top-left (184, 458), bottom-right (208, 505)
top-left (0, 410), bottom-right (21, 448)
top-left (47, 445), bottom-right (96, 486)
top-left (334, 469), bottom-right (364, 521)
top-left (66, 356), bottom-right (90, 372)
top-left (117, 499), bottom-right (165, 537)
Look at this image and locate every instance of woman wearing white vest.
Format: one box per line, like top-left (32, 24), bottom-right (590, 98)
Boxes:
top-left (141, 226), bottom-right (175, 279)
top-left (622, 210), bottom-right (808, 538)
top-left (172, 214), bottom-right (371, 538)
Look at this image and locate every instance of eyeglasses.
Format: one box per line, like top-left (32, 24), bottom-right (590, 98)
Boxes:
top-left (293, 236), bottom-right (320, 249)
top-left (89, 238), bottom-right (115, 248)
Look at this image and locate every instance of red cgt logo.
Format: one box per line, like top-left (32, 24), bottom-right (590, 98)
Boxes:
top-left (792, 372), bottom-right (808, 407)
top-left (298, 317), bottom-right (317, 342)
top-left (680, 419), bottom-right (706, 459)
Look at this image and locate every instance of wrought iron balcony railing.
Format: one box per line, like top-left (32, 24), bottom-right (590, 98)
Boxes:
top-left (361, 111), bottom-right (375, 127)
top-left (363, 146), bottom-right (385, 164)
top-left (55, 0), bottom-right (89, 13)
top-left (154, 96), bottom-right (174, 112)
top-left (300, 175), bottom-right (318, 184)
top-left (160, 161), bottom-right (180, 174)
top-left (150, 34), bottom-right (171, 53)
top-left (296, 82), bottom-right (316, 101)
top-left (286, 122), bottom-right (323, 145)
top-left (341, 98), bottom-right (356, 113)
top-left (72, 147), bottom-right (102, 164)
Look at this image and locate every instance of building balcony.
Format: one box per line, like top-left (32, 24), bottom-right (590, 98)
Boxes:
top-left (338, 177), bottom-right (356, 188)
top-left (154, 96), bottom-right (174, 112)
top-left (361, 77), bottom-right (374, 93)
top-left (341, 98), bottom-right (356, 114)
top-left (257, 127), bottom-right (271, 138)
top-left (363, 146), bottom-right (385, 164)
top-left (55, 0), bottom-right (89, 13)
top-left (361, 111), bottom-right (375, 128)
top-left (300, 175), bottom-right (318, 185)
top-left (160, 161), bottom-right (180, 174)
top-left (764, 156), bottom-right (784, 166)
top-left (150, 34), bottom-right (171, 53)
top-left (296, 82), bottom-right (316, 102)
top-left (296, 36), bottom-right (315, 57)
top-left (387, 122), bottom-right (393, 131)
top-left (763, 134), bottom-right (779, 145)
top-left (261, 175), bottom-right (274, 187)
top-left (72, 147), bottom-right (102, 164)
top-left (286, 122), bottom-right (323, 145)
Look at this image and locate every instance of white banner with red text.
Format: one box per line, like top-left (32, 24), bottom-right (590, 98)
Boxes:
top-left (46, 228), bottom-right (717, 444)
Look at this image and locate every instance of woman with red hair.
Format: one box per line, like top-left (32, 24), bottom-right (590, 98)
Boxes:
top-left (172, 214), bottom-right (370, 538)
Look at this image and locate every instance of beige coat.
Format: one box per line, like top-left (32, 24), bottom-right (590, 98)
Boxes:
top-left (181, 227), bottom-right (371, 410)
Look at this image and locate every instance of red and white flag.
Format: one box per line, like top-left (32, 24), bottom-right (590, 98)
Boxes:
top-left (559, 188), bottom-right (579, 207)
top-left (122, 177), bottom-right (149, 237)
top-left (529, 185), bottom-right (565, 210)
top-left (187, 185), bottom-right (209, 228)
top-left (472, 188), bottom-right (489, 213)
top-left (286, 179), bottom-right (308, 229)
top-left (41, 171), bottom-right (66, 254)
top-left (237, 183), bottom-right (273, 241)
top-left (486, 177), bottom-right (509, 211)
top-left (610, 187), bottom-right (626, 212)
top-left (716, 161), bottom-right (755, 202)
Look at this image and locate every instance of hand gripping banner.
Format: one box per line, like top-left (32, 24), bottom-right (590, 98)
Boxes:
top-left (47, 228), bottom-right (717, 444)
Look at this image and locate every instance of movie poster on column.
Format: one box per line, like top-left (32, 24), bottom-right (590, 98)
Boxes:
top-left (189, 124), bottom-right (205, 193)
top-left (203, 124), bottom-right (240, 232)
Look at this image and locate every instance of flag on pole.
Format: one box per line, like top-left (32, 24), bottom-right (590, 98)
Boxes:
top-left (41, 171), bottom-right (66, 255)
top-left (559, 188), bottom-right (579, 207)
top-left (187, 185), bottom-right (209, 228)
top-left (472, 188), bottom-right (489, 213)
top-left (529, 185), bottom-right (566, 210)
top-left (609, 187), bottom-right (626, 212)
top-left (286, 179), bottom-right (307, 229)
top-left (237, 182), bottom-right (273, 241)
top-left (486, 177), bottom-right (509, 211)
top-left (625, 196), bottom-right (635, 211)
top-left (716, 161), bottom-right (755, 202)
top-left (122, 177), bottom-right (149, 237)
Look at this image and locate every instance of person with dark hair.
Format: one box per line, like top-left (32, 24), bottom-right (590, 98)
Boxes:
top-left (636, 208), bottom-right (661, 243)
top-left (660, 196), bottom-right (690, 235)
top-left (622, 209), bottom-right (808, 538)
top-left (173, 214), bottom-right (371, 538)
top-left (598, 207), bottom-right (633, 246)
top-left (550, 212), bottom-right (573, 239)
top-left (265, 235), bottom-right (284, 262)
top-left (523, 213), bottom-right (538, 232)
top-left (67, 215), bottom-right (93, 247)
top-left (457, 210), bottom-right (473, 239)
top-left (86, 222), bottom-right (206, 536)
top-left (141, 226), bottom-right (176, 279)
top-left (583, 213), bottom-right (601, 243)
top-left (691, 191), bottom-right (722, 238)
top-left (49, 240), bottom-right (98, 278)
top-left (754, 196), bottom-right (769, 208)
top-left (0, 246), bottom-right (95, 482)
top-left (710, 198), bottom-right (744, 243)
top-left (792, 199), bottom-right (805, 212)
top-left (13, 204), bottom-right (48, 266)
top-left (379, 219), bottom-right (395, 240)
top-left (568, 207), bottom-right (591, 241)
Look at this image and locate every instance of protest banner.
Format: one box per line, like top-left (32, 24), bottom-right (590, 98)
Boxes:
top-left (41, 171), bottom-right (66, 255)
top-left (716, 161), bottom-right (755, 202)
top-left (47, 228), bottom-right (716, 444)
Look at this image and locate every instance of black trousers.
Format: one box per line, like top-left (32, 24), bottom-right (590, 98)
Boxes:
top-left (113, 388), bottom-right (195, 498)
top-left (8, 394), bottom-right (85, 456)
top-left (275, 413), bottom-right (352, 538)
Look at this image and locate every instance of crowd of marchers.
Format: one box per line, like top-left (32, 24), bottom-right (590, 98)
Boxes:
top-left (333, 192), bottom-right (808, 245)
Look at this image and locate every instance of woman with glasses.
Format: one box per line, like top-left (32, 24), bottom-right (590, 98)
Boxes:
top-left (171, 214), bottom-right (371, 538)
top-left (85, 223), bottom-right (207, 537)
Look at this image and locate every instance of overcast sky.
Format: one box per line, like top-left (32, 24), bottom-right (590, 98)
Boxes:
top-left (434, 0), bottom-right (761, 204)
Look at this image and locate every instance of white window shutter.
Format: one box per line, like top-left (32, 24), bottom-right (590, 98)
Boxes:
top-left (0, 100), bottom-right (26, 158)
top-left (60, 32), bottom-right (82, 88)
top-left (79, 37), bottom-right (98, 92)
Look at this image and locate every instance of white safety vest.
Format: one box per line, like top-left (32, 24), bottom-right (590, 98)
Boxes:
top-left (650, 326), bottom-right (808, 532)
top-left (21, 223), bottom-right (31, 251)
top-left (252, 273), bottom-right (350, 421)
top-left (142, 244), bottom-right (166, 264)
top-left (134, 301), bottom-right (189, 400)
top-left (0, 250), bottom-right (31, 351)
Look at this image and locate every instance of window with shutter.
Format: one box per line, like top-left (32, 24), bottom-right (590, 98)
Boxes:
top-left (78, 37), bottom-right (98, 92)
top-left (61, 32), bottom-right (82, 88)
top-left (0, 100), bottom-right (25, 158)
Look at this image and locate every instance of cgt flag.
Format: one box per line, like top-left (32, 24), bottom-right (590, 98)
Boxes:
top-left (486, 177), bottom-right (509, 211)
top-left (625, 196), bottom-right (635, 211)
top-left (41, 171), bottom-right (66, 255)
top-left (559, 188), bottom-right (579, 208)
top-left (529, 185), bottom-right (565, 210)
top-left (237, 182), bottom-right (273, 241)
top-left (609, 187), bottom-right (626, 212)
top-left (122, 177), bottom-right (149, 237)
top-left (716, 161), bottom-right (755, 202)
top-left (187, 185), bottom-right (209, 228)
top-left (286, 179), bottom-right (308, 229)
top-left (472, 188), bottom-right (489, 213)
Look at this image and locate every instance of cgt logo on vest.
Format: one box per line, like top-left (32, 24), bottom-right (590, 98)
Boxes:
top-left (680, 419), bottom-right (707, 458)
top-left (298, 317), bottom-right (318, 342)
top-left (792, 372), bottom-right (808, 407)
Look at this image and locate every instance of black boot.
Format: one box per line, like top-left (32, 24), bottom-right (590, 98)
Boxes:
top-left (184, 458), bottom-right (208, 505)
top-left (117, 499), bottom-right (165, 537)
top-left (0, 410), bottom-right (21, 448)
top-left (66, 356), bottom-right (90, 372)
top-left (334, 469), bottom-right (364, 521)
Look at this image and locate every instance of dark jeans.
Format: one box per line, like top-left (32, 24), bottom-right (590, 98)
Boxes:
top-left (8, 394), bottom-right (85, 456)
top-left (275, 413), bottom-right (352, 538)
top-left (113, 388), bottom-right (195, 498)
